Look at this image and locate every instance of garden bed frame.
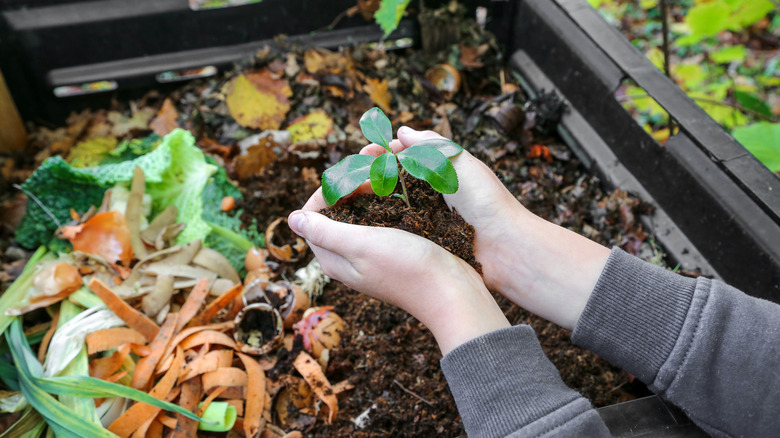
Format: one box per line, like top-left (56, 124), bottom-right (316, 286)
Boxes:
top-left (3, 0), bottom-right (778, 436)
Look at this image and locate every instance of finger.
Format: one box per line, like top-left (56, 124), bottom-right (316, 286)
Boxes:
top-left (288, 210), bottom-right (367, 256)
top-left (306, 242), bottom-right (360, 286)
top-left (302, 187), bottom-right (329, 211)
top-left (360, 139), bottom-right (404, 156)
top-left (396, 126), bottom-right (444, 149)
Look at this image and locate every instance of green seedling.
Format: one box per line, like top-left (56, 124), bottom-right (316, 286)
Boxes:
top-left (322, 107), bottom-right (463, 207)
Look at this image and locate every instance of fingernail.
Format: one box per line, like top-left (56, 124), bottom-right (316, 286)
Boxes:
top-left (288, 211), bottom-right (307, 237)
top-left (397, 126), bottom-right (409, 135)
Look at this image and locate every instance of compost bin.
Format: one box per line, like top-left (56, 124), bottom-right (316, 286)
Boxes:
top-left (1, 0), bottom-right (778, 437)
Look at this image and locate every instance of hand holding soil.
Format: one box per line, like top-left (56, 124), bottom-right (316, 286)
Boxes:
top-left (287, 209), bottom-right (509, 355)
top-left (362, 127), bottom-right (612, 330)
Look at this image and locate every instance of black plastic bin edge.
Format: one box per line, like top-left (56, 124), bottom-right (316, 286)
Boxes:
top-left (508, 0), bottom-right (780, 302)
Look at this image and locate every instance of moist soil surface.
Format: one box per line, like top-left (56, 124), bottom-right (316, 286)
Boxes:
top-left (321, 176), bottom-right (481, 274)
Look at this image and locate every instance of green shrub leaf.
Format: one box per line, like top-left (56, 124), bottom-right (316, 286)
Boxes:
top-left (687, 2), bottom-right (730, 38)
top-left (710, 45), bottom-right (746, 64)
top-left (732, 122), bottom-right (780, 172)
top-left (409, 138), bottom-right (464, 158)
top-left (322, 155), bottom-right (376, 205)
top-left (359, 107), bottom-right (393, 150)
top-left (369, 152), bottom-right (399, 196)
top-left (374, 0), bottom-right (412, 37)
top-left (734, 91), bottom-right (773, 119)
top-left (397, 146), bottom-right (458, 194)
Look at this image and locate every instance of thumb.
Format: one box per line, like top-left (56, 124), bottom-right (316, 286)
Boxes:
top-left (288, 210), bottom-right (355, 254)
top-left (397, 126), bottom-right (444, 148)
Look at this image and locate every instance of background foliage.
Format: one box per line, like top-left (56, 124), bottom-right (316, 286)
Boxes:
top-left (588, 0), bottom-right (780, 174)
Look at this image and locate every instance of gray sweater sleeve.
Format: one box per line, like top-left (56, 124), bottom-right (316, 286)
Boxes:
top-left (572, 247), bottom-right (780, 437)
top-left (441, 247), bottom-right (780, 437)
top-left (440, 325), bottom-right (610, 437)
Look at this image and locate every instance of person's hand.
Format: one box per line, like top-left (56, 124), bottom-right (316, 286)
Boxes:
top-left (287, 210), bottom-right (510, 355)
top-left (359, 128), bottom-right (612, 330)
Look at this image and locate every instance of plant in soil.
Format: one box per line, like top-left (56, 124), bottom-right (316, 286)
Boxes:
top-left (321, 107), bottom-right (463, 208)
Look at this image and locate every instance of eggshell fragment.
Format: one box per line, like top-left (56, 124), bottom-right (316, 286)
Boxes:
top-left (266, 218), bottom-right (307, 262)
top-left (245, 247), bottom-right (270, 272)
top-left (234, 303), bottom-right (284, 355)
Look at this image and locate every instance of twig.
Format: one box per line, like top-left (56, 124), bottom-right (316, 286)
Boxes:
top-left (316, 5), bottom-right (359, 33)
top-left (396, 170), bottom-right (412, 209)
top-left (659, 0), bottom-right (671, 80)
top-left (13, 184), bottom-right (61, 227)
top-left (618, 94), bottom-right (778, 123)
top-left (393, 379), bottom-right (433, 407)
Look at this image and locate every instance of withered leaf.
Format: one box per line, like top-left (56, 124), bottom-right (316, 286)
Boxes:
top-left (287, 110), bottom-right (334, 143)
top-left (459, 44), bottom-right (490, 69)
top-left (233, 135), bottom-right (279, 180)
top-left (149, 98), bottom-right (179, 137)
top-left (357, 0), bottom-right (380, 20)
top-left (365, 77), bottom-right (392, 113)
top-left (108, 106), bottom-right (155, 136)
top-left (225, 70), bottom-right (292, 130)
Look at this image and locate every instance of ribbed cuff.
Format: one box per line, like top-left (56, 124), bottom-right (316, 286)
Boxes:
top-left (571, 247), bottom-right (697, 384)
top-left (441, 325), bottom-right (582, 438)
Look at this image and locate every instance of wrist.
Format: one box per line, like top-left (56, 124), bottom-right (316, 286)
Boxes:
top-left (488, 212), bottom-right (610, 330)
top-left (415, 259), bottom-right (510, 355)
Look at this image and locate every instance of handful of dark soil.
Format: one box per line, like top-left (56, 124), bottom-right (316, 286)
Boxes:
top-left (320, 177), bottom-right (482, 274)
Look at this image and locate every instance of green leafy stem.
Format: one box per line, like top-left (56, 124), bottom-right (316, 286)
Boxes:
top-left (321, 107), bottom-right (463, 207)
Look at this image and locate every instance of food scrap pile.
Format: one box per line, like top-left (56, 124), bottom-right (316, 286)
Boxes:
top-left (0, 10), bottom-right (666, 437)
top-left (0, 129), bottom-right (355, 437)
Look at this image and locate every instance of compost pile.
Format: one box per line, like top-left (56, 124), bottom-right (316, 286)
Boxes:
top-left (0, 15), bottom-right (664, 438)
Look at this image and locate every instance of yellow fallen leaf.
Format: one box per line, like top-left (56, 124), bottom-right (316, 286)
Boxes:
top-left (365, 77), bottom-right (392, 113)
top-left (225, 71), bottom-right (292, 130)
top-left (287, 110), bottom-right (334, 143)
top-left (66, 136), bottom-right (118, 168)
top-left (304, 49), bottom-right (325, 74)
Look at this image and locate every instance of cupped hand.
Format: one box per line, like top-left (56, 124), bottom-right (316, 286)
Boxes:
top-left (360, 128), bottom-right (531, 295)
top-left (360, 128), bottom-right (611, 330)
top-left (287, 209), bottom-right (509, 355)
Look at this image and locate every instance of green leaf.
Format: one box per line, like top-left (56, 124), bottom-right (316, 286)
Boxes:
top-left (369, 152), bottom-right (399, 196)
top-left (322, 155), bottom-right (376, 205)
top-left (56, 301), bottom-right (100, 426)
top-left (360, 107), bottom-right (393, 150)
top-left (732, 123), bottom-right (780, 172)
top-left (673, 64), bottom-right (705, 89)
top-left (0, 407), bottom-right (46, 438)
top-left (734, 91), bottom-right (774, 119)
top-left (15, 131), bottom-right (172, 249)
top-left (35, 377), bottom-right (204, 423)
top-left (374, 0), bottom-right (411, 37)
top-left (687, 2), bottom-right (730, 38)
top-left (726, 0), bottom-right (774, 29)
top-left (7, 320), bottom-right (118, 438)
top-left (146, 129), bottom-right (217, 244)
top-left (67, 288), bottom-right (104, 309)
top-left (409, 138), bottom-right (464, 158)
top-left (397, 146), bottom-right (459, 194)
top-left (0, 360), bottom-right (20, 392)
top-left (201, 156), bottom-right (264, 274)
top-left (710, 45), bottom-right (746, 64)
